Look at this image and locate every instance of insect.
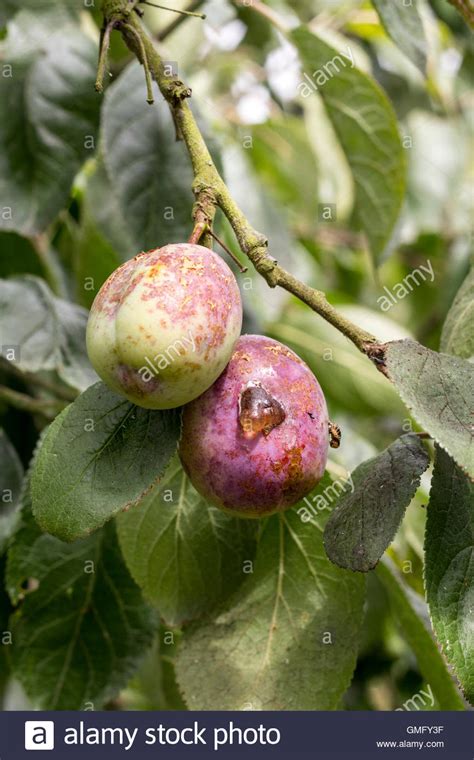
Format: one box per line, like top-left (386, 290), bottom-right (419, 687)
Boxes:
top-left (328, 421), bottom-right (341, 448)
top-left (238, 382), bottom-right (286, 440)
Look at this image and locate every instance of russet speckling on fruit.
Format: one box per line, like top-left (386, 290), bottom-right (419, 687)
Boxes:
top-left (86, 243), bottom-right (243, 409)
top-left (179, 334), bottom-right (329, 517)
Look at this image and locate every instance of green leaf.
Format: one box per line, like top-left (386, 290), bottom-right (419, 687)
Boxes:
top-left (75, 218), bottom-right (122, 309)
top-left (74, 167), bottom-right (124, 308)
top-left (80, 159), bottom-right (136, 264)
top-left (0, 429), bottom-right (23, 553)
top-left (117, 458), bottom-right (257, 626)
top-left (176, 491), bottom-right (366, 710)
top-left (385, 340), bottom-right (474, 479)
top-left (51, 297), bottom-right (99, 392)
top-left (0, 276), bottom-right (97, 392)
top-left (291, 26), bottom-right (405, 264)
top-left (31, 382), bottom-right (182, 542)
top-left (424, 446), bottom-right (474, 705)
top-left (249, 118), bottom-right (319, 224)
top-left (440, 267), bottom-right (474, 360)
top-left (0, 557), bottom-right (13, 693)
top-left (101, 62), bottom-right (195, 251)
top-left (125, 635), bottom-right (186, 710)
top-left (0, 233), bottom-right (48, 279)
top-left (6, 495), bottom-right (156, 710)
top-left (372, 0), bottom-right (427, 73)
top-left (1, 1), bottom-right (79, 28)
top-left (220, 147), bottom-right (297, 323)
top-left (376, 557), bottom-right (466, 710)
top-left (0, 15), bottom-right (100, 235)
top-left (324, 434), bottom-right (429, 572)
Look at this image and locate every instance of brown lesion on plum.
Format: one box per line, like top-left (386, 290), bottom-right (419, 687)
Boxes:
top-left (263, 344), bottom-right (302, 363)
top-left (273, 445), bottom-right (305, 496)
top-left (145, 262), bottom-right (165, 278)
top-left (205, 324), bottom-right (225, 357)
top-left (285, 446), bottom-right (304, 481)
top-left (181, 257), bottom-right (204, 273)
top-left (238, 382), bottom-right (286, 440)
top-left (234, 351), bottom-right (252, 363)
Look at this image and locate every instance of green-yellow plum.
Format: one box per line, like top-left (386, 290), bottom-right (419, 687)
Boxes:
top-left (86, 243), bottom-right (243, 409)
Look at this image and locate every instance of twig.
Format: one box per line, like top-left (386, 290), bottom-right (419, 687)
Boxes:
top-left (0, 385), bottom-right (67, 418)
top-left (0, 358), bottom-right (78, 401)
top-left (122, 22), bottom-right (155, 102)
top-left (447, 0), bottom-right (474, 29)
top-left (188, 220), bottom-right (208, 245)
top-left (100, 1), bottom-right (379, 356)
top-left (189, 221), bottom-right (248, 272)
top-left (95, 21), bottom-right (114, 92)
top-left (141, 0), bottom-right (205, 19)
top-left (206, 228), bottom-right (248, 273)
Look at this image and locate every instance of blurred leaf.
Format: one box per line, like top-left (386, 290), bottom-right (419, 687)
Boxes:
top-left (1, 1), bottom-right (79, 27)
top-left (291, 27), bottom-right (405, 265)
top-left (249, 118), bottom-right (319, 224)
top-left (0, 276), bottom-right (96, 392)
top-left (80, 159), bottom-right (136, 263)
top-left (324, 434), bottom-right (430, 572)
top-left (376, 557), bottom-right (466, 710)
top-left (405, 112), bottom-right (471, 235)
top-left (125, 634), bottom-right (186, 710)
top-left (0, 558), bottom-right (12, 692)
top-left (236, 5), bottom-right (273, 49)
top-left (176, 491), bottom-right (365, 710)
top-left (101, 62), bottom-right (195, 251)
top-left (357, 571), bottom-right (390, 657)
top-left (372, 0), bottom-right (427, 73)
top-left (31, 382), bottom-right (182, 542)
top-left (221, 145), bottom-right (301, 322)
top-left (75, 212), bottom-right (121, 309)
top-left (7, 495), bottom-right (156, 709)
top-left (117, 458), bottom-right (257, 626)
top-left (271, 305), bottom-right (407, 416)
top-left (440, 267), bottom-right (474, 361)
top-left (52, 298), bottom-right (97, 391)
top-left (425, 446), bottom-right (474, 705)
top-left (0, 16), bottom-right (100, 235)
top-left (385, 340), bottom-right (474, 479)
top-left (0, 233), bottom-right (47, 279)
top-left (155, 628), bottom-right (187, 710)
top-left (0, 428), bottom-right (23, 553)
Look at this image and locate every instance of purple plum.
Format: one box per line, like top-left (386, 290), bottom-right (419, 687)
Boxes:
top-left (179, 334), bottom-right (329, 516)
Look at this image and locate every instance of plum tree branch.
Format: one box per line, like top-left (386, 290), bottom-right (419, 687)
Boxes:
top-left (99, 0), bottom-right (379, 355)
top-left (0, 385), bottom-right (68, 418)
top-left (447, 0), bottom-right (474, 29)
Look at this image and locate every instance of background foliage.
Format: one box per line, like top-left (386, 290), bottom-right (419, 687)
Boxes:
top-left (0, 0), bottom-right (472, 711)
